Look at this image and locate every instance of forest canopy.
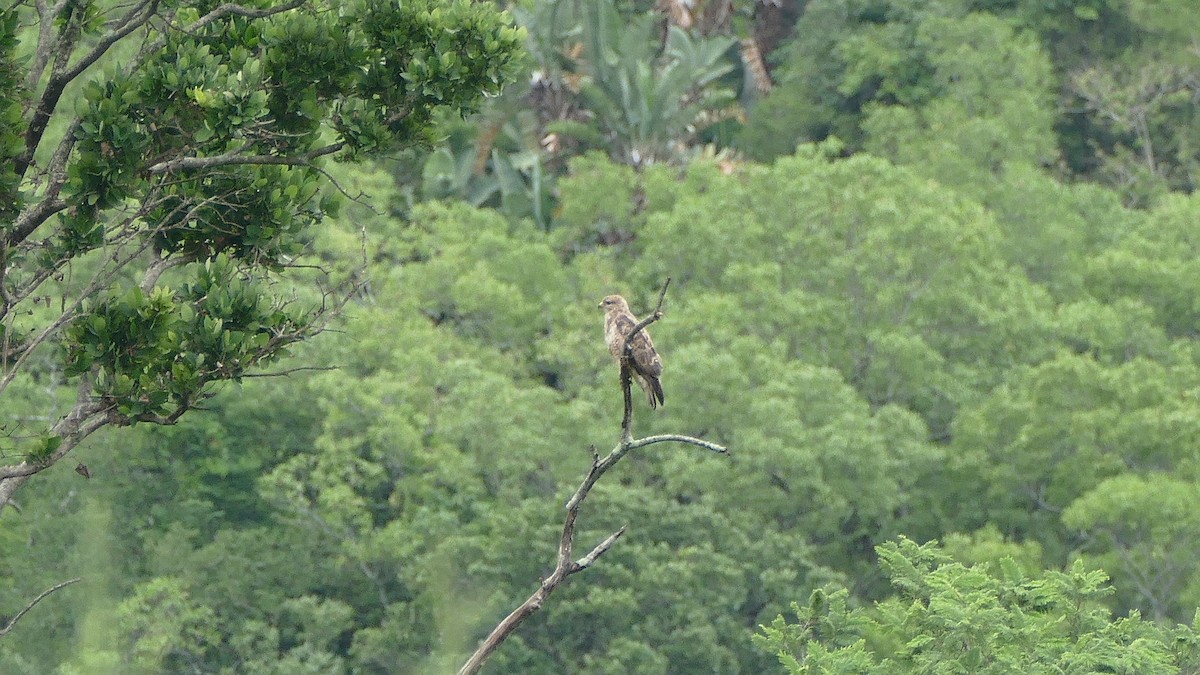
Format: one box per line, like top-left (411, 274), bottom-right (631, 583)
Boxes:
top-left (5, 0), bottom-right (1200, 673)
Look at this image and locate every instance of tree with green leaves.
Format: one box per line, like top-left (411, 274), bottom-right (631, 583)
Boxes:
top-left (0, 0), bottom-right (521, 514)
top-left (757, 538), bottom-right (1200, 674)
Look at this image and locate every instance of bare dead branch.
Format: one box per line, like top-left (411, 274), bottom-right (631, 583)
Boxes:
top-left (619, 358), bottom-right (635, 442)
top-left (622, 278), bottom-right (671, 360)
top-left (0, 577), bottom-right (82, 638)
top-left (458, 423), bottom-right (727, 673)
top-left (457, 441), bottom-right (628, 675)
top-left (626, 433), bottom-right (729, 455)
top-left (458, 279), bottom-right (728, 674)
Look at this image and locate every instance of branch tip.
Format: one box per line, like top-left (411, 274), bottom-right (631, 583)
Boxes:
top-left (577, 525), bottom-right (627, 569)
top-left (0, 577), bottom-right (82, 637)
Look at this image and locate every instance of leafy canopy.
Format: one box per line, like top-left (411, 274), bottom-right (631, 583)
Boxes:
top-left (0, 0), bottom-right (522, 508)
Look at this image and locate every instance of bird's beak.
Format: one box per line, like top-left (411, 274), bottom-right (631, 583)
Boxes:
top-left (597, 302), bottom-right (603, 308)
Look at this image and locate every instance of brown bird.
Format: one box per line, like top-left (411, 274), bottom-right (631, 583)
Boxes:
top-left (600, 294), bottom-right (664, 409)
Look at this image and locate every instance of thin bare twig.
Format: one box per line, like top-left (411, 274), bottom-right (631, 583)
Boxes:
top-left (145, 142), bottom-right (347, 175)
top-left (619, 278), bottom-right (670, 440)
top-left (240, 365), bottom-right (339, 378)
top-left (0, 577), bottom-right (82, 638)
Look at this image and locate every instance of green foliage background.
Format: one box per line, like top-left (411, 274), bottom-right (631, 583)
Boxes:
top-left (6, 0), bottom-right (1200, 672)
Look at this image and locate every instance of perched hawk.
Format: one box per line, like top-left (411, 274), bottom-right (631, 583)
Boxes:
top-left (600, 294), bottom-right (664, 409)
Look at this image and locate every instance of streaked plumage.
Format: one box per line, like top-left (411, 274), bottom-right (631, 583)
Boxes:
top-left (600, 294), bottom-right (664, 409)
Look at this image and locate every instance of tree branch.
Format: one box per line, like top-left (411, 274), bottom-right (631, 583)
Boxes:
top-left (240, 365), bottom-right (340, 378)
top-left (15, 0), bottom-right (311, 196)
top-left (575, 525), bottom-right (627, 569)
top-left (16, 0), bottom-right (90, 178)
top-left (0, 577), bottom-right (82, 638)
top-left (24, 0), bottom-right (64, 94)
top-left (0, 397), bottom-right (112, 510)
top-left (145, 142), bottom-right (346, 175)
top-left (0, 218), bottom-right (164, 398)
top-left (0, 390), bottom-right (111, 482)
top-left (58, 0), bottom-right (160, 90)
top-left (8, 117), bottom-right (80, 247)
top-left (456, 441), bottom-right (627, 675)
top-left (185, 0), bottom-right (308, 34)
top-left (626, 433), bottom-right (729, 455)
top-left (457, 280), bottom-right (728, 674)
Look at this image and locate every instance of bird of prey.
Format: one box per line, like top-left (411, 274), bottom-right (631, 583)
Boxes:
top-left (600, 294), bottom-right (664, 409)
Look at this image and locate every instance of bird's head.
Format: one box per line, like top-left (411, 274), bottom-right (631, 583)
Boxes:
top-left (599, 294), bottom-right (628, 311)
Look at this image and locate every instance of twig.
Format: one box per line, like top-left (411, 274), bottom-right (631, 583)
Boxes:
top-left (145, 142), bottom-right (346, 174)
top-left (241, 365), bottom-right (340, 378)
top-left (575, 526), bottom-right (626, 569)
top-left (619, 278), bottom-right (670, 440)
top-left (0, 577), bottom-right (82, 637)
top-left (185, 0), bottom-right (307, 34)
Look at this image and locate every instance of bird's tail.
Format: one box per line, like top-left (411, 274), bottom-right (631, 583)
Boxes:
top-left (648, 379), bottom-right (665, 409)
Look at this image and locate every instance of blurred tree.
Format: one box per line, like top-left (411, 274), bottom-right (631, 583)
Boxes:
top-left (1065, 474), bottom-right (1200, 622)
top-left (421, 0), bottom-right (742, 194)
top-left (1086, 191), bottom-right (1200, 338)
top-left (635, 146), bottom-right (1055, 437)
top-left (1005, 0), bottom-right (1199, 200)
top-left (741, 0), bottom-right (1200, 207)
top-left (739, 0), bottom-right (963, 161)
top-left (14, 101), bottom-right (1200, 672)
top-left (1068, 58), bottom-right (1200, 206)
top-left (860, 13), bottom-right (1058, 190)
top-left (573, 0), bottom-right (739, 167)
top-left (946, 353), bottom-right (1200, 563)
